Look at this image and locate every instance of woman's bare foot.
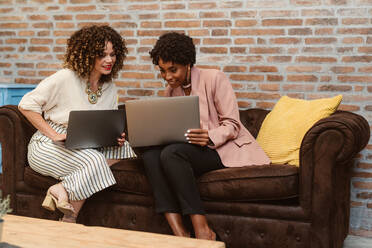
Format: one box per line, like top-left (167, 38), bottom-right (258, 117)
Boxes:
top-left (165, 213), bottom-right (191, 238)
top-left (194, 228), bottom-right (215, 240)
top-left (190, 214), bottom-right (216, 240)
top-left (69, 199), bottom-right (85, 218)
top-left (61, 214), bottom-right (77, 223)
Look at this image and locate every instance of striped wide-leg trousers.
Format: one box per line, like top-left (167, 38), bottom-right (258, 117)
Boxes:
top-left (27, 121), bottom-right (136, 201)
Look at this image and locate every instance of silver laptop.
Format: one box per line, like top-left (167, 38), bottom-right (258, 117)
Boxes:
top-left (62, 109), bottom-right (126, 149)
top-left (125, 96), bottom-right (200, 147)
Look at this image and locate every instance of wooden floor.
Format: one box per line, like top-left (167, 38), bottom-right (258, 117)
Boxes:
top-left (343, 235), bottom-right (372, 248)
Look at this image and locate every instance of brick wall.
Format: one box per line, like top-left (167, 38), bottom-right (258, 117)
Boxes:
top-left (0, 0), bottom-right (371, 237)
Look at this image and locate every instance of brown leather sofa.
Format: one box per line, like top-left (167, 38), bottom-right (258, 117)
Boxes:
top-left (0, 104), bottom-right (369, 248)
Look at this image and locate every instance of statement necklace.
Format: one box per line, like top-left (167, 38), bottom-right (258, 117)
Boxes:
top-left (86, 82), bottom-right (102, 104)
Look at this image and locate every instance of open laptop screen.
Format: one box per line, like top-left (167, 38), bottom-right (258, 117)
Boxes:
top-left (125, 96), bottom-right (200, 147)
top-left (64, 109), bottom-right (126, 149)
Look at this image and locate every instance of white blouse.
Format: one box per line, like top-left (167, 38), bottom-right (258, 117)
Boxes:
top-left (18, 68), bottom-right (118, 126)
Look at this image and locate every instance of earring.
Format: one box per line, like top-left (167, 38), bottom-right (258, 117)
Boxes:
top-left (182, 65), bottom-right (192, 89)
top-left (187, 65), bottom-right (191, 83)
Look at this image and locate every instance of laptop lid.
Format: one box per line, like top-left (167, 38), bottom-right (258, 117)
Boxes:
top-left (125, 96), bottom-right (200, 147)
top-left (64, 109), bottom-right (126, 149)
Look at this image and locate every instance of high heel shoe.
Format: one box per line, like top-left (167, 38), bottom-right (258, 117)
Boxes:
top-left (42, 189), bottom-right (56, 211)
top-left (42, 189), bottom-right (75, 216)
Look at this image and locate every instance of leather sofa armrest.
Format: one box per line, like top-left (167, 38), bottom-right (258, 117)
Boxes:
top-left (297, 110), bottom-right (369, 244)
top-left (0, 105), bottom-right (36, 200)
top-left (300, 110), bottom-right (370, 168)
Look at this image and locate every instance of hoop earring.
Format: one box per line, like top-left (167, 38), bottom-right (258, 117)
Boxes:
top-left (187, 65), bottom-right (191, 83)
top-left (182, 65), bottom-right (191, 89)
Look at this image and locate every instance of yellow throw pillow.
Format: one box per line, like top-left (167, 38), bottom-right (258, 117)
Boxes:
top-left (256, 95), bottom-right (342, 167)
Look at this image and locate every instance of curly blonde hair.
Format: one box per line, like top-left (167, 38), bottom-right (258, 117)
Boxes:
top-left (63, 25), bottom-right (128, 83)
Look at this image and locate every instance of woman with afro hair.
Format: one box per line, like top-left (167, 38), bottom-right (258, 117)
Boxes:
top-left (18, 25), bottom-right (136, 223)
top-left (142, 32), bottom-right (270, 241)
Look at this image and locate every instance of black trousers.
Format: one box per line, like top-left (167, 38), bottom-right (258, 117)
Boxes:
top-left (140, 143), bottom-right (224, 215)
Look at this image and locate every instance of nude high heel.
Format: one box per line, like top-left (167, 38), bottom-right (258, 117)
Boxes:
top-left (42, 189), bottom-right (56, 211)
top-left (42, 189), bottom-right (75, 216)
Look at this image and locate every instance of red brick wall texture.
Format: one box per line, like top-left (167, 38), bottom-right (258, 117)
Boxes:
top-left (0, 0), bottom-right (371, 237)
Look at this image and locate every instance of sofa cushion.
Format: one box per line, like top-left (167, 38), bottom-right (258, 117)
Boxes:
top-left (23, 159), bottom-right (150, 195)
top-left (256, 95), bottom-right (342, 166)
top-left (24, 166), bottom-right (58, 189)
top-left (198, 164), bottom-right (299, 202)
top-left (24, 161), bottom-right (298, 202)
top-left (109, 159), bottom-right (152, 195)
top-left (112, 162), bottom-right (299, 201)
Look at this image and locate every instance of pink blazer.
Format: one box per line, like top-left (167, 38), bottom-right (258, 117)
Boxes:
top-left (165, 67), bottom-right (271, 167)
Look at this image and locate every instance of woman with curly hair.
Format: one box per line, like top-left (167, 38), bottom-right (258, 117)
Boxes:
top-left (142, 32), bottom-right (270, 240)
top-left (18, 25), bottom-right (135, 223)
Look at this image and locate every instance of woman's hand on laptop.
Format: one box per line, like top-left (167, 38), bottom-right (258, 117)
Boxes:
top-left (51, 133), bottom-right (66, 146)
top-left (185, 129), bottom-right (210, 147)
top-left (51, 133), bottom-right (66, 142)
top-left (117, 132), bottom-right (126, 146)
